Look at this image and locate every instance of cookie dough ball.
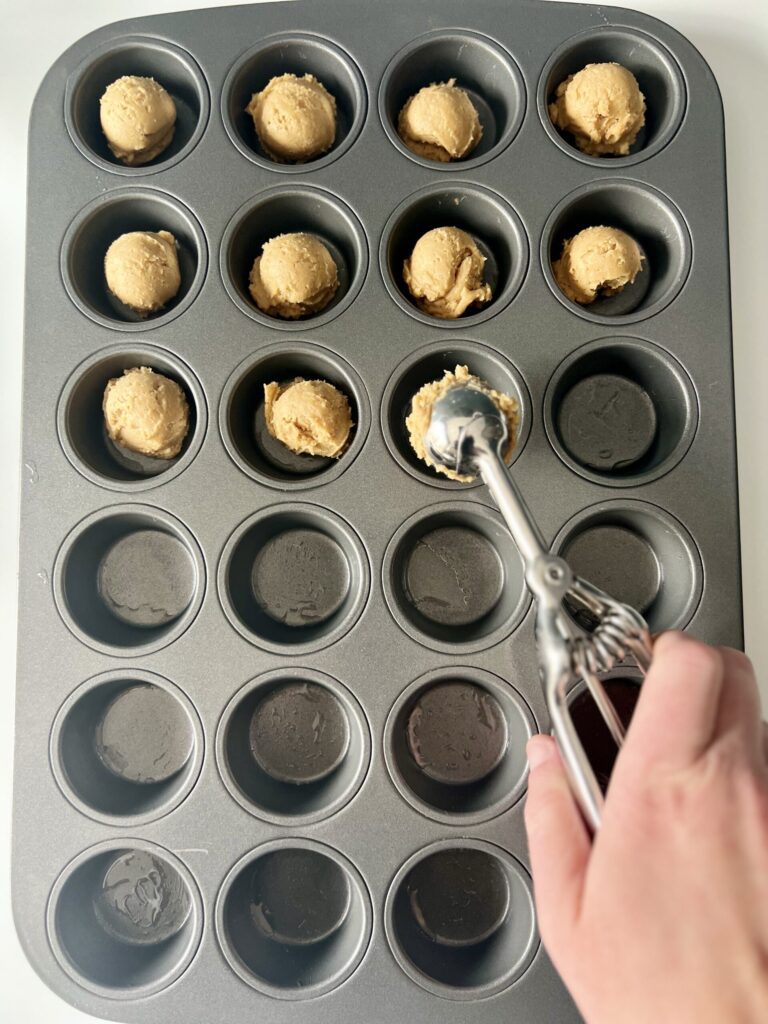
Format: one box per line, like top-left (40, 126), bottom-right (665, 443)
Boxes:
top-left (398, 79), bottom-right (482, 162)
top-left (264, 378), bottom-right (352, 458)
top-left (553, 226), bottom-right (644, 305)
top-left (103, 367), bottom-right (189, 460)
top-left (403, 227), bottom-right (492, 319)
top-left (549, 62), bottom-right (645, 156)
top-left (249, 232), bottom-right (339, 319)
top-left (246, 73), bottom-right (337, 162)
top-left (406, 365), bottom-right (520, 482)
top-left (104, 230), bottom-right (181, 315)
top-left (99, 75), bottom-right (176, 165)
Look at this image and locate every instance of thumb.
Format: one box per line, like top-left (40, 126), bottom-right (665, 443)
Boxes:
top-left (524, 735), bottom-right (590, 950)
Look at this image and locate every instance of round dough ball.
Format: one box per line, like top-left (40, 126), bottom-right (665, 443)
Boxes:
top-left (552, 226), bottom-right (644, 305)
top-left (264, 378), bottom-right (352, 458)
top-left (104, 230), bottom-right (181, 314)
top-left (246, 73), bottom-right (337, 162)
top-left (549, 62), bottom-right (645, 156)
top-left (398, 79), bottom-right (482, 162)
top-left (403, 226), bottom-right (492, 319)
top-left (99, 75), bottom-right (176, 165)
top-left (103, 366), bottom-right (190, 460)
top-left (249, 232), bottom-right (339, 319)
top-left (406, 365), bottom-right (520, 482)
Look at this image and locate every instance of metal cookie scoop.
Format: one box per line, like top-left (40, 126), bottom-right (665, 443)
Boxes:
top-left (425, 383), bottom-right (652, 830)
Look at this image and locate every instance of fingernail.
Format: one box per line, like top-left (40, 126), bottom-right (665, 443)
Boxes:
top-left (527, 736), bottom-right (555, 770)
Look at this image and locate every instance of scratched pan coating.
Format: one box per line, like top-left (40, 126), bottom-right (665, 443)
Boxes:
top-left (14, 0), bottom-right (740, 1021)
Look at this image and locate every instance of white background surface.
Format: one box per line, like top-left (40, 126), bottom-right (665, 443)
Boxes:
top-left (1, 0), bottom-right (766, 1019)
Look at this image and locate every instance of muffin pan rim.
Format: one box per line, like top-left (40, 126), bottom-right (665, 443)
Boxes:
top-left (216, 501), bottom-right (371, 655)
top-left (218, 182), bottom-right (370, 330)
top-left (566, 664), bottom-right (644, 706)
top-left (60, 185), bottom-right (209, 332)
top-left (551, 496), bottom-right (705, 632)
top-left (220, 29), bottom-right (369, 173)
top-left (377, 26), bottom-right (527, 172)
top-left (543, 334), bottom-right (699, 486)
top-left (383, 837), bottom-right (539, 1000)
top-left (378, 179), bottom-right (531, 329)
top-left (49, 667), bottom-right (205, 827)
top-left (383, 666), bottom-right (538, 825)
top-left (56, 340), bottom-right (209, 492)
top-left (52, 502), bottom-right (207, 658)
top-left (214, 836), bottom-right (374, 1000)
top-left (540, 176), bottom-right (693, 324)
top-left (536, 23), bottom-right (688, 168)
top-left (63, 33), bottom-right (211, 176)
top-left (215, 666), bottom-right (372, 825)
top-left (46, 837), bottom-right (204, 1000)
top-left (218, 339), bottom-right (371, 490)
top-left (380, 336), bottom-right (533, 491)
top-left (381, 499), bottom-right (532, 655)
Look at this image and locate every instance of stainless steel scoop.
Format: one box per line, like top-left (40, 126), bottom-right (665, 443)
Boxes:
top-left (425, 383), bottom-right (652, 830)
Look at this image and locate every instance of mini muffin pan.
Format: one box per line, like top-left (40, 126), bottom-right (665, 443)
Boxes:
top-left (14, 1), bottom-right (741, 1021)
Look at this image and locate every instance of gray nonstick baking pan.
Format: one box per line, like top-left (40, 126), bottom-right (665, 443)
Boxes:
top-left (13, 0), bottom-right (742, 1020)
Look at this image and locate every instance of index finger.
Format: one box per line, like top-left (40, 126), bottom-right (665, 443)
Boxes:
top-left (616, 631), bottom-right (724, 775)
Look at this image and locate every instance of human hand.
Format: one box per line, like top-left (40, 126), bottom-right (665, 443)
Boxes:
top-left (524, 631), bottom-right (768, 1024)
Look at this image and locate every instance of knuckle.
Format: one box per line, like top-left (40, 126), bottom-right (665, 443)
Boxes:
top-left (720, 646), bottom-right (754, 675)
top-left (686, 640), bottom-right (722, 676)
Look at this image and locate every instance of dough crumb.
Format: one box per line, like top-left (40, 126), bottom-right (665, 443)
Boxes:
top-left (549, 62), bottom-right (645, 156)
top-left (103, 366), bottom-right (189, 460)
top-left (264, 378), bottom-right (352, 458)
top-left (406, 365), bottom-right (519, 482)
top-left (403, 226), bottom-right (492, 319)
top-left (552, 225), bottom-right (644, 304)
top-left (398, 79), bottom-right (482, 162)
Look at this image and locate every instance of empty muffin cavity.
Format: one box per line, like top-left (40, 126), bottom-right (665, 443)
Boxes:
top-left (222, 33), bottom-right (366, 170)
top-left (217, 669), bottom-right (370, 825)
top-left (542, 180), bottom-right (691, 322)
top-left (380, 183), bottom-right (528, 326)
top-left (382, 340), bottom-right (530, 488)
top-left (544, 337), bottom-right (697, 485)
top-left (61, 189), bottom-right (206, 329)
top-left (51, 670), bottom-right (202, 825)
top-left (53, 505), bottom-right (205, 656)
top-left (218, 504), bottom-right (369, 654)
top-left (221, 186), bottom-right (367, 328)
top-left (220, 343), bottom-right (369, 488)
top-left (379, 30), bottom-right (525, 169)
top-left (385, 669), bottom-right (535, 824)
top-left (385, 840), bottom-right (537, 999)
top-left (568, 670), bottom-right (642, 792)
top-left (47, 840), bottom-right (202, 998)
top-left (540, 27), bottom-right (686, 165)
top-left (65, 36), bottom-right (209, 173)
top-left (553, 499), bottom-right (703, 632)
top-left (216, 840), bottom-right (372, 999)
top-left (58, 344), bottom-right (205, 490)
top-left (382, 502), bottom-right (529, 654)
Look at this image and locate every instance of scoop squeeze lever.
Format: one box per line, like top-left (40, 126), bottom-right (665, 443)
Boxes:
top-left (425, 383), bottom-right (652, 830)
